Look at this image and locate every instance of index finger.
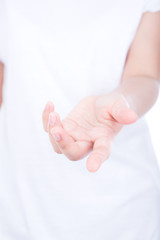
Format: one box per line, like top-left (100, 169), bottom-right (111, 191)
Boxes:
top-left (42, 101), bottom-right (54, 132)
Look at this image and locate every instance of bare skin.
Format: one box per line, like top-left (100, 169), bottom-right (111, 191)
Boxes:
top-left (0, 12), bottom-right (160, 172)
top-left (42, 12), bottom-right (160, 172)
top-left (42, 94), bottom-right (137, 172)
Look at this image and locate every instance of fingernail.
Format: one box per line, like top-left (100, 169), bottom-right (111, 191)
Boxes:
top-left (52, 131), bottom-right (61, 142)
top-left (49, 112), bottom-right (56, 126)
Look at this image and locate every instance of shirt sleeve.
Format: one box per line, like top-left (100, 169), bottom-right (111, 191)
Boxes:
top-left (143, 0), bottom-right (160, 13)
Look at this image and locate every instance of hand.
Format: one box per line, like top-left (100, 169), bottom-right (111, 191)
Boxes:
top-left (42, 93), bottom-right (138, 172)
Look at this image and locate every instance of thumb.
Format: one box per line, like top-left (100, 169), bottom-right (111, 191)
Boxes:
top-left (111, 94), bottom-right (138, 124)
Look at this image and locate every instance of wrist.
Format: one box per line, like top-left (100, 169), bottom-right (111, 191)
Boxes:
top-left (113, 76), bottom-right (159, 117)
top-left (95, 92), bottom-right (138, 125)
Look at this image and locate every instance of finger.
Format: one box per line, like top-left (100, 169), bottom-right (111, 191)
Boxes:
top-left (111, 95), bottom-right (138, 124)
top-left (112, 107), bottom-right (138, 124)
top-left (48, 134), bottom-right (62, 154)
top-left (50, 126), bottom-right (92, 161)
top-left (48, 112), bottom-right (63, 154)
top-left (86, 137), bottom-right (111, 173)
top-left (42, 101), bottom-right (54, 132)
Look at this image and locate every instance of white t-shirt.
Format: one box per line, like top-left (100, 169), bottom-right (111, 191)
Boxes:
top-left (0, 0), bottom-right (160, 239)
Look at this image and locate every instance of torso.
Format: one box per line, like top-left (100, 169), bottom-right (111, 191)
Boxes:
top-left (0, 1), bottom-right (160, 239)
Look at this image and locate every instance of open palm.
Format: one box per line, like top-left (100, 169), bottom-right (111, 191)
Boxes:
top-left (42, 94), bottom-right (137, 172)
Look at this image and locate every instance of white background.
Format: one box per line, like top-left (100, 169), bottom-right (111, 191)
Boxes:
top-left (146, 95), bottom-right (160, 167)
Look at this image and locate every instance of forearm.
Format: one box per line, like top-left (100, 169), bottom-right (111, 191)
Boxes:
top-left (115, 76), bottom-right (159, 118)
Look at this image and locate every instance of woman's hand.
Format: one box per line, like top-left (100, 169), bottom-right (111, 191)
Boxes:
top-left (42, 93), bottom-right (137, 172)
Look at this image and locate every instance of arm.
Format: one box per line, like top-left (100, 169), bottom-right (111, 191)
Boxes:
top-left (42, 12), bottom-right (160, 172)
top-left (0, 62), bottom-right (4, 107)
top-left (114, 12), bottom-right (160, 118)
